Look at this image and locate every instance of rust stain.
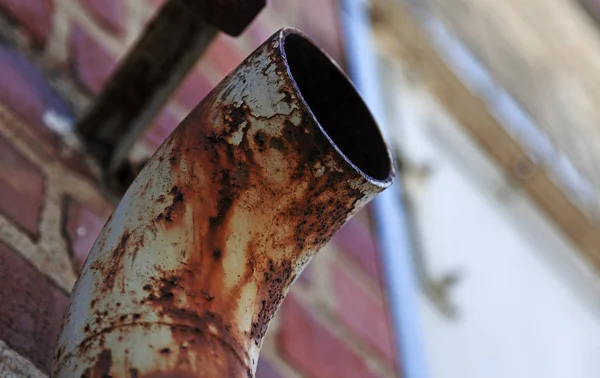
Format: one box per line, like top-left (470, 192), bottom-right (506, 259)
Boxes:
top-left (54, 28), bottom-right (392, 378)
top-left (81, 349), bottom-right (112, 378)
top-left (93, 232), bottom-right (130, 290)
top-left (157, 186), bottom-right (185, 222)
top-left (148, 63), bottom-right (367, 356)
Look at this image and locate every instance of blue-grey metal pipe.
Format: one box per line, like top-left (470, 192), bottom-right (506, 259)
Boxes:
top-left (338, 1), bottom-right (430, 377)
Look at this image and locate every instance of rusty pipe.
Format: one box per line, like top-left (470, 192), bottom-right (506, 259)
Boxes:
top-left (53, 28), bottom-right (394, 378)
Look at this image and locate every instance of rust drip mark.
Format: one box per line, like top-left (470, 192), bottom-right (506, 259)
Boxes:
top-left (142, 275), bottom-right (180, 309)
top-left (81, 349), bottom-right (112, 378)
top-left (201, 289), bottom-right (214, 301)
top-left (269, 136), bottom-right (286, 152)
top-left (171, 186), bottom-right (184, 202)
top-left (94, 232), bottom-right (131, 291)
top-left (157, 186), bottom-right (186, 222)
top-left (253, 131), bottom-right (267, 152)
top-left (177, 98), bottom-right (259, 329)
top-left (54, 346), bottom-right (65, 365)
top-left (209, 169), bottom-right (235, 226)
top-left (202, 102), bottom-right (254, 231)
top-left (250, 258), bottom-right (293, 345)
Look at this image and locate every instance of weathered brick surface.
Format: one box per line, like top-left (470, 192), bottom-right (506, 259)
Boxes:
top-left (278, 295), bottom-right (379, 378)
top-left (69, 23), bottom-right (118, 93)
top-left (331, 218), bottom-right (383, 284)
top-left (332, 265), bottom-right (397, 365)
top-left (0, 0), bottom-right (53, 44)
top-left (63, 196), bottom-right (107, 272)
top-left (0, 45), bottom-right (72, 148)
top-left (80, 0), bottom-right (125, 34)
top-left (0, 134), bottom-right (44, 237)
top-left (0, 241), bottom-right (68, 373)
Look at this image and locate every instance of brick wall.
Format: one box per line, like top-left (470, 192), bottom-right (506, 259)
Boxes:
top-left (0, 0), bottom-right (399, 377)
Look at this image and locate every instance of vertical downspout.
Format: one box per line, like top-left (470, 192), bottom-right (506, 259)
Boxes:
top-left (339, 1), bottom-right (430, 377)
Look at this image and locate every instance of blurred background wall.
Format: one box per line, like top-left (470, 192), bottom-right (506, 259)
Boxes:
top-left (370, 0), bottom-right (600, 377)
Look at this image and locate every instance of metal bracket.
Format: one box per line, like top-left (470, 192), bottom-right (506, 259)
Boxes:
top-left (76, 0), bottom-right (265, 194)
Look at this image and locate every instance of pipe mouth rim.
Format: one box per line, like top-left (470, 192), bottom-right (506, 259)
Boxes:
top-left (277, 27), bottom-right (395, 188)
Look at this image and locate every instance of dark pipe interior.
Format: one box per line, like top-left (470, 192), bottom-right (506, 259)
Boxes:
top-left (283, 33), bottom-right (392, 181)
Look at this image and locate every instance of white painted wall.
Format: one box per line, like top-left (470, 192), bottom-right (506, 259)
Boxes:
top-left (389, 77), bottom-right (600, 378)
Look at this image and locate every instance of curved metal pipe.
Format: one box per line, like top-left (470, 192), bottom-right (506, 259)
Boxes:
top-left (53, 28), bottom-right (394, 377)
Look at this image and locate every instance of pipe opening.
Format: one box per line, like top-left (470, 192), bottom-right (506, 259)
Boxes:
top-left (283, 33), bottom-right (393, 182)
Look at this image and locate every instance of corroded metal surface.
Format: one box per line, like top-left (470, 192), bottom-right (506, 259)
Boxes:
top-left (54, 28), bottom-right (394, 377)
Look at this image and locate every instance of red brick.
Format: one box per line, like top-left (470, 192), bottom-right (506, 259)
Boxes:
top-left (80, 0), bottom-right (125, 34)
top-left (0, 134), bottom-right (44, 237)
top-left (331, 265), bottom-right (397, 365)
top-left (278, 295), bottom-right (378, 378)
top-left (173, 69), bottom-right (214, 111)
top-left (330, 218), bottom-right (383, 283)
top-left (0, 0), bottom-right (53, 44)
top-left (0, 44), bottom-right (73, 148)
top-left (69, 23), bottom-right (118, 93)
top-left (58, 148), bottom-right (99, 182)
top-left (0, 241), bottom-right (69, 373)
top-left (202, 35), bottom-right (246, 77)
top-left (63, 197), bottom-right (107, 272)
top-left (256, 358), bottom-right (282, 378)
top-left (142, 106), bottom-right (182, 151)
